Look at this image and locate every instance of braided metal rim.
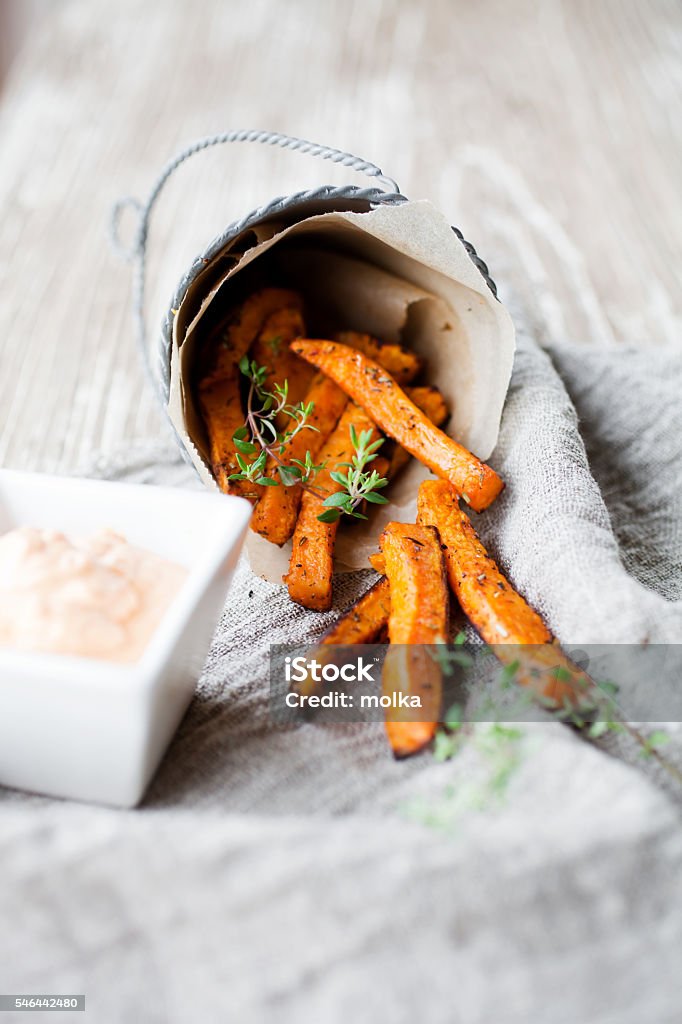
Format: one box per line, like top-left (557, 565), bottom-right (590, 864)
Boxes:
top-left (154, 196), bottom-right (498, 406)
top-left (154, 185), bottom-right (403, 403)
top-left (451, 226), bottom-right (497, 300)
top-left (110, 131), bottom-right (499, 410)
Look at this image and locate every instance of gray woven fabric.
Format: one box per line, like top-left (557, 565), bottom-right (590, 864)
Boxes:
top-left (1, 330), bottom-right (682, 1024)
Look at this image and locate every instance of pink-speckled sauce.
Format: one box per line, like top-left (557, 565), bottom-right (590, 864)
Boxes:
top-left (0, 527), bottom-right (187, 661)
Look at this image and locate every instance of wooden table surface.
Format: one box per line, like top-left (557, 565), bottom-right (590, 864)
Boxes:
top-left (0, 0), bottom-right (680, 475)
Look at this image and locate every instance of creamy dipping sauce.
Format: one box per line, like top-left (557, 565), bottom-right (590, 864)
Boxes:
top-left (0, 527), bottom-right (187, 662)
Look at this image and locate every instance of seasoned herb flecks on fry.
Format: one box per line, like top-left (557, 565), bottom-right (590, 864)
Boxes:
top-left (380, 522), bottom-right (449, 757)
top-left (291, 339), bottom-right (503, 511)
top-left (197, 288), bottom-right (303, 501)
top-left (285, 406), bottom-right (387, 611)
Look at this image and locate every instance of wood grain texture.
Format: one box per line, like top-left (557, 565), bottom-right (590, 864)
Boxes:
top-left (0, 0), bottom-right (680, 475)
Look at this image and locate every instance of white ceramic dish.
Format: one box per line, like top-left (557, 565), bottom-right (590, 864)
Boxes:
top-left (0, 469), bottom-right (251, 808)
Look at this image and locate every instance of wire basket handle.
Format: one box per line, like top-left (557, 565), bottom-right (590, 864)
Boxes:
top-left (109, 130), bottom-right (403, 410)
top-left (110, 130), bottom-right (400, 265)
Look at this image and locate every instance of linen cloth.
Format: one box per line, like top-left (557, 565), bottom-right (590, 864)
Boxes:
top-left (1, 327), bottom-right (681, 1024)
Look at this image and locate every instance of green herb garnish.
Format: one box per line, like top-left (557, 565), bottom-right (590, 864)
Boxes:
top-left (317, 424), bottom-right (389, 524)
top-left (229, 362), bottom-right (389, 523)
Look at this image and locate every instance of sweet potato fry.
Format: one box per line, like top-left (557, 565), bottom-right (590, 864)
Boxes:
top-left (250, 302), bottom-right (314, 422)
top-left (198, 288), bottom-right (303, 500)
top-left (380, 522), bottom-right (449, 757)
top-left (290, 339), bottom-right (503, 512)
top-left (389, 386), bottom-right (450, 477)
top-left (198, 378), bottom-right (261, 500)
top-left (368, 552), bottom-right (385, 574)
top-left (291, 385), bottom-right (450, 562)
top-left (417, 479), bottom-right (550, 645)
top-left (382, 647), bottom-right (443, 758)
top-left (200, 288), bottom-right (302, 383)
top-left (251, 348), bottom-right (427, 546)
top-left (278, 383), bottom-right (447, 608)
top-left (335, 331), bottom-right (423, 385)
top-left (289, 578), bottom-right (391, 700)
top-left (416, 479), bottom-right (584, 705)
top-left (285, 405), bottom-right (386, 611)
top-left (380, 523), bottom-right (449, 644)
top-left (249, 374), bottom-right (348, 545)
top-left (319, 577), bottom-right (391, 645)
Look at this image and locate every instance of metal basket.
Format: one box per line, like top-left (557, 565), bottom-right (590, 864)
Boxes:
top-left (112, 130), bottom-right (497, 417)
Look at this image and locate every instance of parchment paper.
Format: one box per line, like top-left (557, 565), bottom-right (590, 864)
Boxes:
top-left (165, 200), bottom-right (515, 581)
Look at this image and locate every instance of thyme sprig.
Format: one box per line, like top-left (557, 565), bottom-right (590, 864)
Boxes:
top-left (408, 649), bottom-right (679, 835)
top-left (430, 642), bottom-right (681, 787)
top-left (404, 718), bottom-right (526, 831)
top-left (317, 425), bottom-right (389, 524)
top-left (228, 357), bottom-right (324, 493)
top-left (229, 360), bottom-right (390, 521)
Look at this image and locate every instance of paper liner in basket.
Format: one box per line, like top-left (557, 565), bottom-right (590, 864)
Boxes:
top-left (166, 199), bottom-right (515, 582)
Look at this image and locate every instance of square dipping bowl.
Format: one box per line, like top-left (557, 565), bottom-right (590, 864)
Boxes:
top-left (0, 469), bottom-right (252, 808)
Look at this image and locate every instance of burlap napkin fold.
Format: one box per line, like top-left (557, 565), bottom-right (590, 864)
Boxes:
top-left (2, 329), bottom-right (681, 1024)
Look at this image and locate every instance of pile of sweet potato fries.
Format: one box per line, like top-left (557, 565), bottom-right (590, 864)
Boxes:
top-left (197, 286), bottom-right (587, 757)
